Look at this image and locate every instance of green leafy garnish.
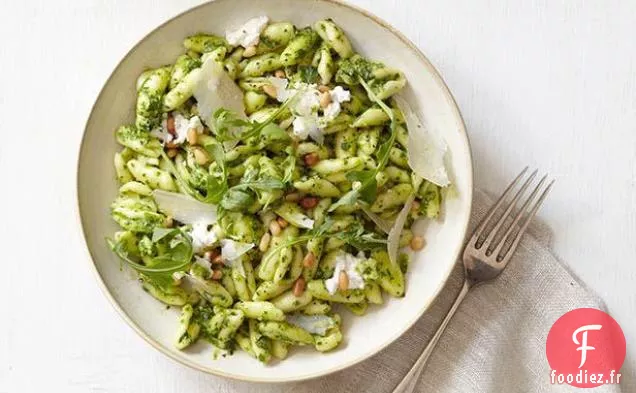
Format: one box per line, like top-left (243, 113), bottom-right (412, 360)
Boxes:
top-left (211, 91), bottom-right (299, 143)
top-left (335, 222), bottom-right (387, 251)
top-left (261, 217), bottom-right (385, 266)
top-left (202, 142), bottom-right (228, 203)
top-left (108, 227), bottom-right (193, 288)
top-left (281, 155), bottom-right (296, 184)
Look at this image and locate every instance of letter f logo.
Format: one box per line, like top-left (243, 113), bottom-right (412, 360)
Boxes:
top-left (572, 324), bottom-right (602, 368)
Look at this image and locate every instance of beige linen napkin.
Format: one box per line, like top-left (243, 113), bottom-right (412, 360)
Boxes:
top-left (217, 190), bottom-right (622, 393)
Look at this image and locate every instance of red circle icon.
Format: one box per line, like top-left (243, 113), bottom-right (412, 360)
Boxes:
top-left (546, 308), bottom-right (626, 388)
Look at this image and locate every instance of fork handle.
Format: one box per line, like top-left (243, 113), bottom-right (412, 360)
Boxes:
top-left (392, 280), bottom-right (471, 393)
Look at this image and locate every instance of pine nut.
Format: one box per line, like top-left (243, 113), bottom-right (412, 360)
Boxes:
top-left (259, 232), bottom-right (271, 252)
top-left (243, 45), bottom-right (257, 58)
top-left (262, 84), bottom-right (278, 99)
top-left (186, 128), bottom-right (198, 145)
top-left (211, 270), bottom-right (223, 280)
top-left (166, 148), bottom-right (179, 158)
top-left (164, 216), bottom-right (173, 228)
top-left (276, 216), bottom-right (288, 229)
top-left (279, 117), bottom-right (293, 129)
top-left (274, 69), bottom-right (286, 78)
top-left (166, 113), bottom-right (176, 135)
top-left (285, 192), bottom-right (302, 202)
top-left (269, 220), bottom-right (282, 236)
top-left (300, 196), bottom-right (319, 209)
top-left (303, 252), bottom-right (315, 268)
top-left (293, 277), bottom-right (306, 297)
top-left (410, 235), bottom-right (425, 251)
top-left (317, 85), bottom-right (330, 93)
top-left (193, 147), bottom-right (209, 165)
top-left (319, 91), bottom-right (332, 108)
top-left (338, 271), bottom-right (349, 291)
top-left (411, 200), bottom-right (421, 212)
top-left (204, 249), bottom-right (220, 262)
top-left (303, 152), bottom-right (320, 167)
top-left (165, 141), bottom-right (178, 149)
top-left (212, 254), bottom-right (224, 265)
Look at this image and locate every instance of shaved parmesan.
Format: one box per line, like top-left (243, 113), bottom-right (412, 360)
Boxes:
top-left (395, 96), bottom-right (450, 187)
top-left (286, 314), bottom-right (335, 336)
top-left (221, 239), bottom-right (254, 276)
top-left (221, 239), bottom-right (254, 261)
top-left (387, 177), bottom-right (423, 265)
top-left (360, 206), bottom-right (393, 234)
top-left (153, 190), bottom-right (217, 225)
top-left (193, 58), bottom-right (246, 128)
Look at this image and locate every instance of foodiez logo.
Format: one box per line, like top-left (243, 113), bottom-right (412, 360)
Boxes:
top-left (546, 308), bottom-right (626, 388)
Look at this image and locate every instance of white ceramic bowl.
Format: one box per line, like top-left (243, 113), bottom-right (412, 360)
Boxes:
top-left (77, 0), bottom-right (473, 383)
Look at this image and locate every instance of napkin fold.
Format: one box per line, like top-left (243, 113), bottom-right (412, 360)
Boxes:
top-left (220, 190), bottom-right (622, 393)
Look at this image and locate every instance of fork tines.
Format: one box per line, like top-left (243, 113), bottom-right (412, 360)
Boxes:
top-left (472, 167), bottom-right (554, 262)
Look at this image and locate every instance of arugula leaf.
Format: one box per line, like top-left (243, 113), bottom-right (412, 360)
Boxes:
top-left (260, 217), bottom-right (385, 266)
top-left (211, 109), bottom-right (251, 142)
top-left (327, 189), bottom-right (360, 212)
top-left (347, 170), bottom-right (378, 203)
top-left (220, 188), bottom-right (254, 211)
top-left (335, 223), bottom-right (387, 251)
top-left (237, 178), bottom-right (286, 191)
top-left (202, 142), bottom-right (228, 204)
top-left (210, 91), bottom-right (300, 143)
top-left (108, 228), bottom-right (193, 288)
top-left (281, 155), bottom-right (296, 184)
top-left (151, 227), bottom-right (175, 243)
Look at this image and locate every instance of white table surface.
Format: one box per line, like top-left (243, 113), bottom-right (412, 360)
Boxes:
top-left (1, 0), bottom-right (634, 391)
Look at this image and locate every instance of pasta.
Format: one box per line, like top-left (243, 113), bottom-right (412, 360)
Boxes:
top-left (106, 15), bottom-right (447, 364)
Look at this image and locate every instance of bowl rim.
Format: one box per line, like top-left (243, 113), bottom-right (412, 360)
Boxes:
top-left (76, 0), bottom-right (473, 383)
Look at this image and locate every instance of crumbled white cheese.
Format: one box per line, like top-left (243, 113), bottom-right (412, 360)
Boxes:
top-left (268, 77), bottom-right (290, 101)
top-left (266, 77), bottom-right (351, 144)
top-left (150, 114), bottom-right (172, 143)
top-left (323, 86), bottom-right (351, 120)
top-left (225, 16), bottom-right (269, 48)
top-left (324, 251), bottom-right (366, 294)
top-left (150, 113), bottom-right (204, 145)
top-left (330, 86), bottom-right (351, 103)
top-left (190, 221), bottom-right (218, 252)
top-left (292, 116), bottom-right (322, 144)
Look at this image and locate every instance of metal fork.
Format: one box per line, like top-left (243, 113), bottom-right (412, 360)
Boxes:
top-left (392, 168), bottom-right (554, 393)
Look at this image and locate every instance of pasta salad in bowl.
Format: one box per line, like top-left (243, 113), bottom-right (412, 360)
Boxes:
top-left (78, 0), bottom-right (472, 382)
